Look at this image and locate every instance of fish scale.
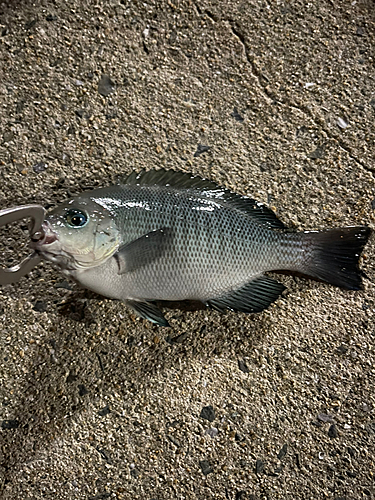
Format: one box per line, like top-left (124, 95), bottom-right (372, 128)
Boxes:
top-left (89, 184), bottom-right (286, 300)
top-left (33, 169), bottom-right (371, 326)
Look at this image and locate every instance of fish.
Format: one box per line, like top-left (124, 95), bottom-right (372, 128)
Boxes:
top-left (32, 169), bottom-right (372, 326)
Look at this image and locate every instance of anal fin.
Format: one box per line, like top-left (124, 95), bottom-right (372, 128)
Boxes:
top-left (206, 276), bottom-right (285, 314)
top-left (127, 300), bottom-right (170, 327)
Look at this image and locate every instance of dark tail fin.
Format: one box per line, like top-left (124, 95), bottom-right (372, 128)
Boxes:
top-left (301, 226), bottom-right (371, 290)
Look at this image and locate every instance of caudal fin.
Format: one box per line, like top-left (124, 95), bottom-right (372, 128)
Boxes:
top-left (302, 226), bottom-right (371, 290)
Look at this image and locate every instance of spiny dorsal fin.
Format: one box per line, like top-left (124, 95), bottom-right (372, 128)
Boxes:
top-left (122, 169), bottom-right (285, 230)
top-left (123, 168), bottom-right (219, 191)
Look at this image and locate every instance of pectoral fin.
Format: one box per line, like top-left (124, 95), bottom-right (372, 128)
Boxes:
top-left (127, 300), bottom-right (170, 327)
top-left (206, 276), bottom-right (285, 314)
top-left (115, 228), bottom-right (173, 274)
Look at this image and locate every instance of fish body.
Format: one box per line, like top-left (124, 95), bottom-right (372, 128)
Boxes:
top-left (33, 169), bottom-right (371, 326)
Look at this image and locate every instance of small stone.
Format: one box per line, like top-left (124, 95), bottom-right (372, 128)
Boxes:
top-left (167, 332), bottom-right (188, 344)
top-left (231, 107), bottom-right (244, 122)
top-left (130, 468), bottom-right (140, 478)
top-left (33, 162), bottom-right (47, 173)
top-left (54, 281), bottom-right (72, 290)
top-left (167, 434), bottom-right (181, 447)
top-left (199, 459), bottom-right (213, 475)
top-left (200, 405), bottom-right (215, 422)
top-left (205, 427), bottom-right (218, 438)
top-left (238, 359), bottom-right (249, 373)
top-left (46, 14), bottom-right (58, 21)
top-left (78, 384), bottom-right (88, 396)
top-left (346, 470), bottom-right (357, 478)
top-left (98, 405), bottom-right (110, 417)
top-left (337, 117), bottom-right (348, 129)
top-left (3, 131), bottom-right (14, 142)
top-left (336, 344), bottom-right (349, 354)
top-left (370, 198), bottom-right (375, 210)
top-left (1, 419), bottom-right (19, 429)
top-left (194, 144), bottom-right (210, 157)
top-left (328, 424), bottom-right (338, 438)
top-left (308, 144), bottom-right (325, 159)
top-left (235, 432), bottom-right (245, 442)
top-left (356, 26), bottom-right (365, 36)
top-left (33, 300), bottom-right (47, 312)
top-left (235, 492), bottom-right (247, 500)
top-left (66, 372), bottom-right (77, 384)
top-left (317, 413), bottom-right (334, 423)
top-left (25, 19), bottom-right (37, 30)
top-left (98, 74), bottom-right (115, 97)
top-left (277, 443), bottom-right (288, 460)
top-left (255, 459), bottom-right (264, 474)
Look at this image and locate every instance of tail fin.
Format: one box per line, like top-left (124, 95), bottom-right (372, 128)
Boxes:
top-left (301, 226), bottom-right (371, 290)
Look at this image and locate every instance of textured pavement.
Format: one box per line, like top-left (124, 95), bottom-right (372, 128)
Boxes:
top-left (0, 1), bottom-right (374, 499)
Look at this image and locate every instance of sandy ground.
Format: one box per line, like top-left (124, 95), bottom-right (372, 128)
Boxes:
top-left (0, 0), bottom-right (374, 499)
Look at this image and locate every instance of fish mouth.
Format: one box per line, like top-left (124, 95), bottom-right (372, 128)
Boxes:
top-left (31, 221), bottom-right (58, 247)
top-left (30, 221), bottom-right (77, 270)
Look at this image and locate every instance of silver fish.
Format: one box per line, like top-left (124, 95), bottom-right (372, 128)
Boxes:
top-left (32, 169), bottom-right (371, 326)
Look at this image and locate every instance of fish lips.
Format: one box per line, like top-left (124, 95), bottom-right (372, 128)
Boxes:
top-left (30, 221), bottom-right (72, 268)
top-left (31, 221), bottom-right (58, 247)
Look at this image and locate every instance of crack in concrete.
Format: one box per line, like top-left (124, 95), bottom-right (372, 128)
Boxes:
top-left (192, 5), bottom-right (373, 177)
top-left (228, 22), bottom-right (374, 176)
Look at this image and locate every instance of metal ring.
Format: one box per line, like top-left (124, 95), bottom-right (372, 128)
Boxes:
top-left (0, 204), bottom-right (46, 285)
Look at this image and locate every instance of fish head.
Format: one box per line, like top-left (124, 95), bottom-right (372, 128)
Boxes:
top-left (32, 197), bottom-right (121, 271)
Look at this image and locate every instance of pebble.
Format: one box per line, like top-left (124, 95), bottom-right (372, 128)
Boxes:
top-left (1, 419), bottom-right (19, 429)
top-left (199, 459), bottom-right (213, 475)
top-left (33, 300), bottom-right (47, 312)
top-left (194, 144), bottom-right (210, 157)
top-left (205, 427), bottom-right (218, 438)
top-left (235, 492), bottom-right (247, 500)
top-left (78, 384), bottom-right (88, 396)
top-left (308, 145), bottom-right (325, 159)
top-left (318, 413), bottom-right (334, 423)
top-left (337, 117), bottom-right (348, 129)
top-left (277, 443), bottom-right (288, 459)
top-left (167, 434), bottom-right (181, 447)
top-left (33, 162), bottom-right (47, 173)
top-left (235, 432), bottom-right (245, 442)
top-left (200, 405), bottom-right (215, 422)
top-left (130, 468), bottom-right (140, 478)
top-left (3, 131), bottom-right (14, 142)
top-left (98, 74), bottom-right (115, 97)
top-left (328, 424), bottom-right (338, 438)
top-left (255, 459), bottom-right (264, 474)
top-left (237, 359), bottom-right (249, 373)
top-left (231, 107), bottom-right (244, 122)
top-left (98, 405), bottom-right (111, 417)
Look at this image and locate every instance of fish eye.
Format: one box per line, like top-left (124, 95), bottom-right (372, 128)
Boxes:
top-left (65, 209), bottom-right (89, 228)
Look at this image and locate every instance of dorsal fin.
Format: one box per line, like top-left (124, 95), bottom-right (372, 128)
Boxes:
top-left (122, 169), bottom-right (285, 230)
top-left (123, 168), bottom-right (219, 191)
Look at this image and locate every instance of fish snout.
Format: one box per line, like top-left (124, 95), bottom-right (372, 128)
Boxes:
top-left (30, 221), bottom-right (57, 246)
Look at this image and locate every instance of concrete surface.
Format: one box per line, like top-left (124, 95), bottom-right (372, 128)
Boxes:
top-left (0, 0), bottom-right (374, 499)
